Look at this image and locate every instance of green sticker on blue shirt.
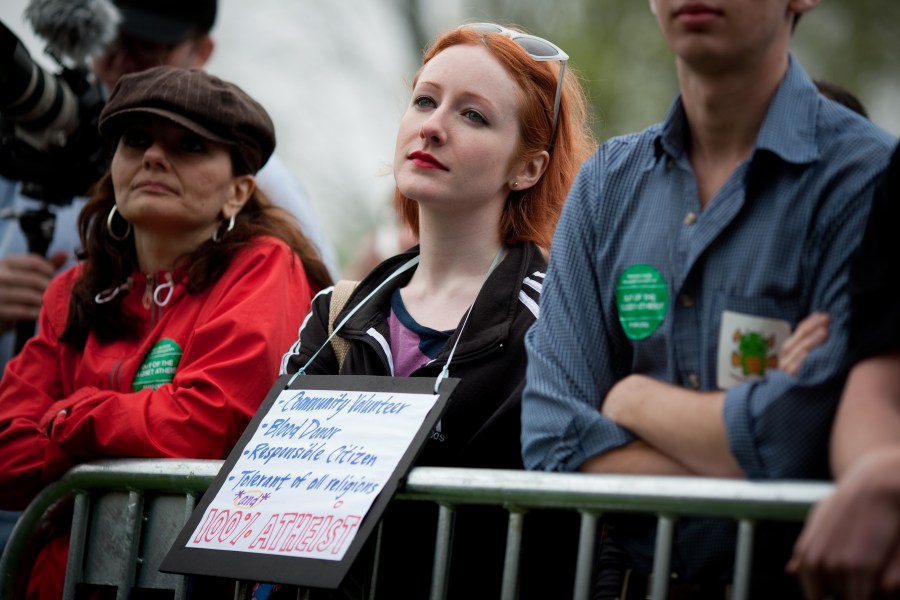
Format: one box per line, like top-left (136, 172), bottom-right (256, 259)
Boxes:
top-left (133, 338), bottom-right (183, 391)
top-left (616, 264), bottom-right (669, 340)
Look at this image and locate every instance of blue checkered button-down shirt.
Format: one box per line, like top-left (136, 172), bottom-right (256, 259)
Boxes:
top-left (522, 57), bottom-right (895, 579)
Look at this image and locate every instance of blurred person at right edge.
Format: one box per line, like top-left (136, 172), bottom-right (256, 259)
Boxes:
top-left (788, 142), bottom-right (900, 600)
top-left (276, 22), bottom-right (595, 600)
top-left (521, 1), bottom-right (896, 599)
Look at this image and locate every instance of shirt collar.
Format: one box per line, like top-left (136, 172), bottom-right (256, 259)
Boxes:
top-left (655, 55), bottom-right (820, 166)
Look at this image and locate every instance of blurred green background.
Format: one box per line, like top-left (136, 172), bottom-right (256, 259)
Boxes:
top-left (1, 0), bottom-right (895, 271)
top-left (406, 0), bottom-right (900, 140)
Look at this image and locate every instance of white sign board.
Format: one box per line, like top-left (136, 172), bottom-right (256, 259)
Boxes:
top-left (162, 374), bottom-right (456, 588)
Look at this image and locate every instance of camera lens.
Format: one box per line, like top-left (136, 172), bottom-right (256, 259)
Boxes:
top-left (1, 22), bottom-right (80, 150)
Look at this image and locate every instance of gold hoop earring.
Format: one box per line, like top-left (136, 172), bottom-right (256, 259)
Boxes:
top-left (212, 214), bottom-right (236, 243)
top-left (106, 206), bottom-right (132, 241)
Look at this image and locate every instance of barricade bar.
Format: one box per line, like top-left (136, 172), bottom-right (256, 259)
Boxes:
top-left (2, 460), bottom-right (835, 600)
top-left (399, 468), bottom-right (832, 521)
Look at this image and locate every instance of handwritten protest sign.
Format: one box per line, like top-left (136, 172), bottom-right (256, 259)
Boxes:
top-left (161, 374), bottom-right (456, 588)
top-left (190, 388), bottom-right (436, 559)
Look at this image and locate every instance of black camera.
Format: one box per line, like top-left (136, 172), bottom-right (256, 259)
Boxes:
top-left (0, 20), bottom-right (111, 206)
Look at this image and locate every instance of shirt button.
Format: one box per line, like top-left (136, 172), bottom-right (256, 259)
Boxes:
top-left (684, 212), bottom-right (698, 225)
top-left (680, 294), bottom-right (694, 308)
top-left (688, 372), bottom-right (700, 389)
top-left (666, 158), bottom-right (675, 170)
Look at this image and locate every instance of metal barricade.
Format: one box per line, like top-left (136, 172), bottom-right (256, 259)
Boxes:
top-left (0, 460), bottom-right (834, 600)
top-left (399, 468), bottom-right (834, 600)
top-left (0, 459), bottom-right (222, 600)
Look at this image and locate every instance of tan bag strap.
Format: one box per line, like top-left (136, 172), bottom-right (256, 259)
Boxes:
top-left (328, 280), bottom-right (359, 371)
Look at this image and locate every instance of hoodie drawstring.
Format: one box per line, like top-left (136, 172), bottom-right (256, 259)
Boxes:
top-left (95, 273), bottom-right (175, 308)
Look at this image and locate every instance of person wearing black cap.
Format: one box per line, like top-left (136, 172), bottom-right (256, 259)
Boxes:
top-left (0, 65), bottom-right (332, 600)
top-left (0, 0), bottom-right (339, 383)
top-left (92, 0), bottom-right (218, 92)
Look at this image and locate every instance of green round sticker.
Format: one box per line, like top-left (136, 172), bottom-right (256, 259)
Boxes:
top-left (133, 338), bottom-right (183, 391)
top-left (616, 264), bottom-right (669, 340)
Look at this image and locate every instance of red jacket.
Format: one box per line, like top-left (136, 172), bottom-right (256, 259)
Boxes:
top-left (0, 236), bottom-right (314, 598)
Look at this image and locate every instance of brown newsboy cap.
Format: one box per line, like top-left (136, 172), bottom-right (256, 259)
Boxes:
top-left (99, 66), bottom-right (275, 174)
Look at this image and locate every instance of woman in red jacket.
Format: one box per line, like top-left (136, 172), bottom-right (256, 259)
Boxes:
top-left (0, 65), bottom-right (331, 599)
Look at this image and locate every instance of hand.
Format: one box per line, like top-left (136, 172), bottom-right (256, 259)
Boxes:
top-left (0, 251), bottom-right (68, 333)
top-left (880, 547), bottom-right (900, 599)
top-left (780, 312), bottom-right (830, 376)
top-left (788, 448), bottom-right (900, 600)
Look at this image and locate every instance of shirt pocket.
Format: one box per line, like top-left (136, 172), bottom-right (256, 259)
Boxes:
top-left (711, 293), bottom-right (803, 389)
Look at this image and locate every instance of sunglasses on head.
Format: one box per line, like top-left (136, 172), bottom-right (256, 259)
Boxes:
top-left (461, 23), bottom-right (569, 142)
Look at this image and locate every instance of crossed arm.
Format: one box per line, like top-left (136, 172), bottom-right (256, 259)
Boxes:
top-left (581, 311), bottom-right (834, 479)
top-left (580, 376), bottom-right (742, 477)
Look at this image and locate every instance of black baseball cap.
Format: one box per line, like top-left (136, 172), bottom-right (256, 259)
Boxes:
top-left (113, 0), bottom-right (218, 44)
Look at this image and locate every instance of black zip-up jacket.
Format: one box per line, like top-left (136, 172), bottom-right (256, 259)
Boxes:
top-left (280, 243), bottom-right (579, 598)
top-left (281, 242), bottom-right (546, 470)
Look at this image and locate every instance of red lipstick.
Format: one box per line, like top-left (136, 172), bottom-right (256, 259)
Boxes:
top-left (408, 151), bottom-right (448, 171)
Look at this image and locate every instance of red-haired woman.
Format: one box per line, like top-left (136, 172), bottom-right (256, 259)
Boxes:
top-left (280, 23), bottom-right (595, 599)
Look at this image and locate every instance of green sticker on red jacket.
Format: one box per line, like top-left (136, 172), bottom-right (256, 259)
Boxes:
top-left (133, 338), bottom-right (183, 391)
top-left (616, 264), bottom-right (669, 340)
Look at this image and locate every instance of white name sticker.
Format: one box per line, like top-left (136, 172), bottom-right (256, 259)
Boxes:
top-left (717, 310), bottom-right (791, 389)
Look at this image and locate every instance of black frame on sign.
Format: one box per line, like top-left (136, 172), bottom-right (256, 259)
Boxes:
top-left (160, 373), bottom-right (457, 589)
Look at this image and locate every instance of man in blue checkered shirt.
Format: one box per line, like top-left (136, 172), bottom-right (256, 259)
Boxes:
top-left (522, 0), bottom-right (896, 597)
